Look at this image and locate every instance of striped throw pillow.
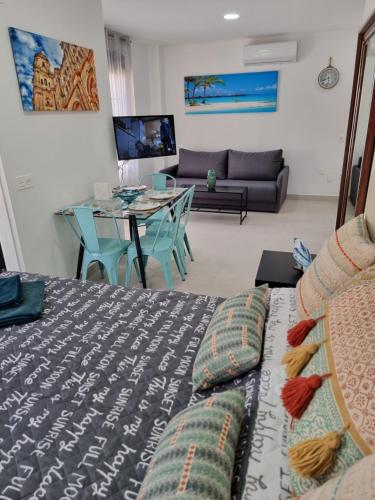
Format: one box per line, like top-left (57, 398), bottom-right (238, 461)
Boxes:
top-left (296, 214), bottom-right (375, 319)
top-left (192, 286), bottom-right (268, 392)
top-left (138, 389), bottom-right (245, 500)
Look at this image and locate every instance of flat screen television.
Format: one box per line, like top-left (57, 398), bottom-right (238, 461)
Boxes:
top-left (113, 114), bottom-right (177, 160)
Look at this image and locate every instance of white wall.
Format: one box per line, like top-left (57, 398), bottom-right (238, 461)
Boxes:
top-left (160, 31), bottom-right (357, 196)
top-left (364, 0), bottom-right (375, 21)
top-left (0, 0), bottom-right (118, 277)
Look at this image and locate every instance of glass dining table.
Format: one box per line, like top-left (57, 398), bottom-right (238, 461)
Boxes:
top-left (55, 187), bottom-right (187, 289)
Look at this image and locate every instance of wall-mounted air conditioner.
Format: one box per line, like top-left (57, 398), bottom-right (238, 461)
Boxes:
top-left (243, 41), bottom-right (298, 65)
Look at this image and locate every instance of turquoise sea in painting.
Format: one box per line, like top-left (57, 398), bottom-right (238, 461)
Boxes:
top-left (184, 71), bottom-right (278, 115)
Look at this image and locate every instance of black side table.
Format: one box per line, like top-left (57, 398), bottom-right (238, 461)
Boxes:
top-left (255, 250), bottom-right (315, 288)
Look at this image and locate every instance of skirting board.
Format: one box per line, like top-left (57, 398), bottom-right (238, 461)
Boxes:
top-left (287, 194), bottom-right (339, 202)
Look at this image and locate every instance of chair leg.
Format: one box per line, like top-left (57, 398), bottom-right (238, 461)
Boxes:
top-left (133, 259), bottom-right (141, 282)
top-left (176, 241), bottom-right (187, 274)
top-left (125, 257), bottom-right (134, 287)
top-left (184, 233), bottom-right (194, 262)
top-left (106, 264), bottom-right (119, 285)
top-left (160, 255), bottom-right (174, 290)
top-left (173, 249), bottom-right (186, 282)
top-left (81, 254), bottom-right (90, 281)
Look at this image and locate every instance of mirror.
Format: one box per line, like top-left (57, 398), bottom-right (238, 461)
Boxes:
top-left (345, 35), bottom-right (375, 222)
top-left (337, 12), bottom-right (375, 229)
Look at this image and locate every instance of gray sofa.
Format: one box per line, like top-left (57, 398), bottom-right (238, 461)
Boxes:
top-left (160, 148), bottom-right (289, 213)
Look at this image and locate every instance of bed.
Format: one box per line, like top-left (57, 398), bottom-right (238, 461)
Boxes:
top-left (0, 274), bottom-right (294, 500)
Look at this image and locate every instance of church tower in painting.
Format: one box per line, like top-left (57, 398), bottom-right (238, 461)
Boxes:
top-left (32, 51), bottom-right (56, 111)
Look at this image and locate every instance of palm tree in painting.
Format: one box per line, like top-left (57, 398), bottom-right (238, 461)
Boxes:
top-left (191, 76), bottom-right (204, 101)
top-left (201, 75), bottom-right (225, 104)
top-left (184, 76), bottom-right (196, 101)
top-left (185, 76), bottom-right (204, 105)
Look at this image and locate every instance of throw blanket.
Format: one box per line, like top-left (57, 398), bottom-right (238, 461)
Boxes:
top-left (0, 279), bottom-right (44, 327)
top-left (0, 275), bottom-right (261, 499)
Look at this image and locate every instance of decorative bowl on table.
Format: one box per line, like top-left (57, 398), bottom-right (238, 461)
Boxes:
top-left (112, 185), bottom-right (146, 204)
top-left (113, 191), bottom-right (139, 203)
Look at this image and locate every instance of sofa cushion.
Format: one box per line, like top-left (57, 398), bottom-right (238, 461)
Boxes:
top-left (228, 149), bottom-right (283, 181)
top-left (138, 389), bottom-right (245, 500)
top-left (177, 148), bottom-right (228, 179)
top-left (174, 178), bottom-right (277, 203)
top-left (287, 265), bottom-right (375, 496)
top-left (296, 214), bottom-right (375, 319)
top-left (192, 286), bottom-right (268, 391)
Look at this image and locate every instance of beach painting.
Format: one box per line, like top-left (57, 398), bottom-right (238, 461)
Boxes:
top-left (184, 71), bottom-right (278, 115)
top-left (9, 27), bottom-right (99, 112)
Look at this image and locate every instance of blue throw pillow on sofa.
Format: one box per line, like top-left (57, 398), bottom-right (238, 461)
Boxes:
top-left (177, 148), bottom-right (228, 179)
top-left (228, 149), bottom-right (283, 181)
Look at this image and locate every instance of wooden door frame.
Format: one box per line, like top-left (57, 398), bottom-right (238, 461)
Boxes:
top-left (336, 11), bottom-right (375, 228)
top-left (0, 153), bottom-right (25, 271)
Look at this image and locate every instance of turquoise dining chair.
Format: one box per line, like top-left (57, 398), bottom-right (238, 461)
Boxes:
top-left (64, 206), bottom-right (131, 285)
top-left (140, 172), bottom-right (177, 191)
top-left (146, 186), bottom-right (195, 274)
top-left (139, 172), bottom-right (177, 228)
top-left (125, 193), bottom-right (187, 290)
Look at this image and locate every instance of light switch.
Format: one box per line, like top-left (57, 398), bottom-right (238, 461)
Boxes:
top-left (16, 174), bottom-right (33, 191)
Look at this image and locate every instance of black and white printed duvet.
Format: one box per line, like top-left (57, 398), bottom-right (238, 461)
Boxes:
top-left (0, 275), bottom-right (267, 500)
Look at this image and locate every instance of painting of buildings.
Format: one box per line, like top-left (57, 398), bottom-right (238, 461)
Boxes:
top-left (9, 27), bottom-right (99, 111)
top-left (184, 71), bottom-right (278, 115)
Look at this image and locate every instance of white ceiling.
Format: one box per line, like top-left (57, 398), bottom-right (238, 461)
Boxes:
top-left (101, 0), bottom-right (365, 45)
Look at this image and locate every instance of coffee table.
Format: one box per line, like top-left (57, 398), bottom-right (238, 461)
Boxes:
top-left (183, 185), bottom-right (248, 225)
top-left (255, 250), bottom-right (316, 288)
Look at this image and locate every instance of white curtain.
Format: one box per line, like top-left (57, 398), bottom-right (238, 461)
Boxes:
top-left (105, 28), bottom-right (139, 185)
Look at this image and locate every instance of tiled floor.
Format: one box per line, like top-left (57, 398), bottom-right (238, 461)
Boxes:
top-left (89, 197), bottom-right (338, 298)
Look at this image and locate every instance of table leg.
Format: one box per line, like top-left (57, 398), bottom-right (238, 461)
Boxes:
top-left (240, 189), bottom-right (248, 225)
top-left (239, 193), bottom-right (242, 225)
top-left (76, 238), bottom-right (84, 279)
top-left (129, 215), bottom-right (147, 289)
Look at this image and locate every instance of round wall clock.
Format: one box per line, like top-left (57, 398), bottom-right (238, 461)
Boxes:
top-left (318, 57), bottom-right (340, 89)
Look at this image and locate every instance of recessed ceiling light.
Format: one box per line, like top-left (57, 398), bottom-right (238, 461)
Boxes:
top-left (224, 12), bottom-right (240, 20)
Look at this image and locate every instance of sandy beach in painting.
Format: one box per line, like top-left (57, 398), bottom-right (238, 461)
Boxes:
top-left (185, 100), bottom-right (276, 114)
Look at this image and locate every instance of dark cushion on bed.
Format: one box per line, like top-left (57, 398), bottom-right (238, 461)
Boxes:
top-left (138, 389), bottom-right (245, 500)
top-left (192, 286), bottom-right (269, 391)
top-left (228, 149), bottom-right (283, 180)
top-left (177, 148), bottom-right (228, 179)
top-left (0, 275), bottom-right (22, 308)
top-left (0, 280), bottom-right (44, 327)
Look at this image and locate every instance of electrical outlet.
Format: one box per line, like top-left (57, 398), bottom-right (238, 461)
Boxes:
top-left (318, 168), bottom-right (325, 175)
top-left (326, 174), bottom-right (334, 183)
top-left (16, 174), bottom-right (33, 191)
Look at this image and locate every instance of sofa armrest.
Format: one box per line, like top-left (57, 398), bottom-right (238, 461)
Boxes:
top-left (275, 165), bottom-right (289, 212)
top-left (159, 164), bottom-right (179, 177)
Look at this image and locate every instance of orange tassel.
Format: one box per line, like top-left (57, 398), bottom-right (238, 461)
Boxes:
top-left (281, 373), bottom-right (331, 420)
top-left (288, 427), bottom-right (347, 478)
top-left (282, 342), bottom-right (323, 379)
top-left (287, 315), bottom-right (325, 347)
